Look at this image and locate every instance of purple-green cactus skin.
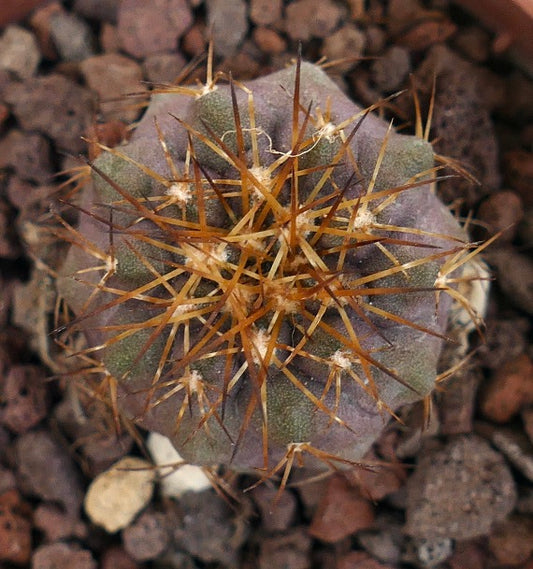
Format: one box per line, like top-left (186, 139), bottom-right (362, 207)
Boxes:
top-left (57, 61), bottom-right (469, 474)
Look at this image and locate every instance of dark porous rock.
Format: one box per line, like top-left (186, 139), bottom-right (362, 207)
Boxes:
top-left (172, 490), bottom-right (247, 566)
top-left (0, 129), bottom-right (52, 183)
top-left (321, 24), bottom-right (366, 74)
top-left (54, 395), bottom-right (134, 477)
top-left (285, 0), bottom-right (344, 42)
top-left (0, 364), bottom-right (48, 434)
top-left (486, 247), bottom-right (533, 315)
top-left (122, 509), bottom-right (170, 562)
top-left (250, 483), bottom-right (297, 532)
top-left (206, 0), bottom-right (248, 58)
top-left (142, 53), bottom-right (186, 85)
top-left (73, 0), bottom-right (119, 23)
top-left (4, 74), bottom-right (94, 153)
top-left (34, 502), bottom-right (88, 541)
top-left (258, 527), bottom-right (312, 569)
top-left (32, 543), bottom-right (97, 569)
top-left (15, 429), bottom-right (84, 518)
top-left (480, 317), bottom-right (530, 370)
top-left (405, 435), bottom-right (516, 540)
top-left (370, 45), bottom-right (411, 92)
top-left (414, 45), bottom-right (501, 206)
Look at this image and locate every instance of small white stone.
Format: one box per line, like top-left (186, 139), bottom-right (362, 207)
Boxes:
top-left (147, 432), bottom-right (211, 497)
top-left (0, 25), bottom-right (40, 80)
top-left (84, 456), bottom-right (155, 533)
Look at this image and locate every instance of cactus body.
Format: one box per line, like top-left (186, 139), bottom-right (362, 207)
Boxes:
top-left (57, 62), bottom-right (469, 473)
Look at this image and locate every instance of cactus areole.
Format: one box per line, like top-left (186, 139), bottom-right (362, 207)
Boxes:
top-left (57, 60), bottom-right (470, 474)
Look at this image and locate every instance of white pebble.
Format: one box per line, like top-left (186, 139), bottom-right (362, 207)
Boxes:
top-left (147, 432), bottom-right (211, 497)
top-left (84, 456), bottom-right (155, 533)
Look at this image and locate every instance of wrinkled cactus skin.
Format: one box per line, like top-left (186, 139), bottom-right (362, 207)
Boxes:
top-left (57, 62), bottom-right (467, 472)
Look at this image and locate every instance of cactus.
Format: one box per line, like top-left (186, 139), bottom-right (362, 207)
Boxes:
top-left (56, 56), bottom-right (479, 478)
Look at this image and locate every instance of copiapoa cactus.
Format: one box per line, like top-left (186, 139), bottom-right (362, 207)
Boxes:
top-left (55, 53), bottom-right (485, 481)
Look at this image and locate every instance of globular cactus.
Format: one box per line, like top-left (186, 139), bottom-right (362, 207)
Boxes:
top-left (56, 57), bottom-right (477, 477)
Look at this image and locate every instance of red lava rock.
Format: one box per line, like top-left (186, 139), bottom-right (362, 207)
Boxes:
top-left (251, 484), bottom-right (297, 532)
top-left (143, 53), bottom-right (186, 85)
top-left (477, 190), bottom-right (523, 242)
top-left (181, 23), bottom-right (207, 57)
top-left (488, 515), bottom-right (533, 566)
top-left (447, 541), bottom-right (486, 569)
top-left (452, 26), bottom-right (491, 63)
top-left (16, 429), bottom-right (84, 517)
top-left (405, 435), bottom-right (517, 540)
top-left (80, 53), bottom-right (147, 122)
top-left (29, 2), bottom-right (64, 60)
top-left (321, 24), bottom-right (366, 73)
top-left (206, 0), bottom-right (248, 58)
top-left (101, 546), bottom-right (140, 569)
top-left (0, 467), bottom-right (16, 494)
top-left (309, 474), bottom-right (375, 543)
top-left (86, 120), bottom-right (130, 161)
top-left (0, 129), bottom-right (52, 183)
top-left (505, 150), bottom-right (533, 206)
top-left (354, 462), bottom-right (404, 502)
top-left (4, 74), bottom-right (93, 153)
top-left (337, 550), bottom-right (393, 569)
top-left (252, 27), bottom-right (287, 55)
top-left (32, 543), bottom-right (97, 569)
top-left (0, 364), bottom-right (48, 434)
top-left (0, 0), bottom-right (49, 27)
top-left (100, 22), bottom-right (120, 53)
top-left (250, 0), bottom-right (282, 26)
top-left (397, 19), bottom-right (457, 51)
top-left (285, 0), bottom-right (344, 42)
top-left (439, 367), bottom-right (480, 436)
top-left (122, 510), bottom-right (170, 562)
top-left (0, 102), bottom-right (9, 126)
top-left (117, 0), bottom-right (193, 59)
top-left (387, 0), bottom-right (428, 35)
top-left (0, 489), bottom-right (32, 565)
top-left (34, 502), bottom-right (88, 541)
top-left (481, 354), bottom-right (533, 423)
top-left (259, 527), bottom-right (312, 569)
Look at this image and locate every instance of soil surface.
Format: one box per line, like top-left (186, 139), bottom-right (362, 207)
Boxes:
top-left (1, 1), bottom-right (532, 568)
